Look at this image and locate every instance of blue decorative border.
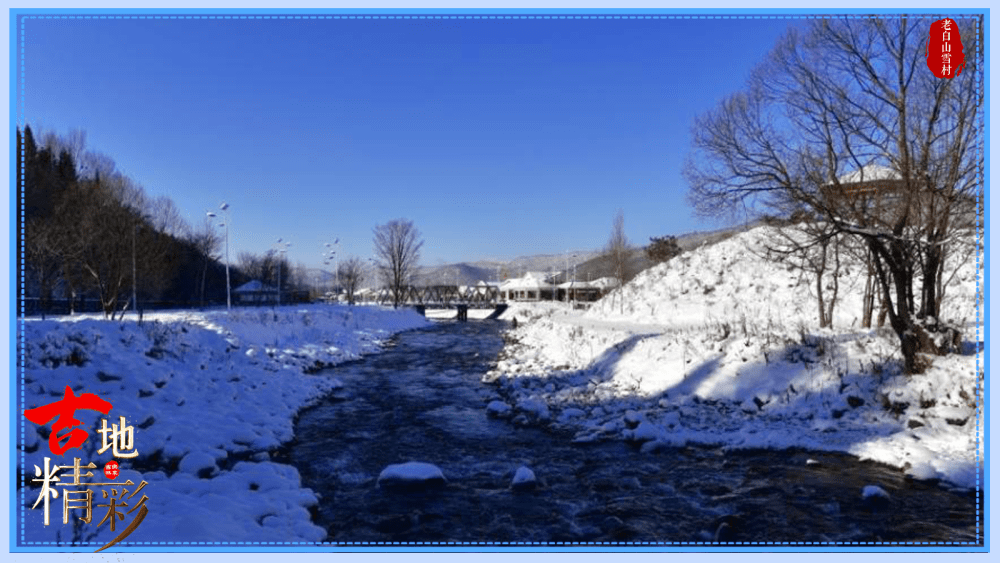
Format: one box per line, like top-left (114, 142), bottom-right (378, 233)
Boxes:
top-left (8, 7), bottom-right (990, 553)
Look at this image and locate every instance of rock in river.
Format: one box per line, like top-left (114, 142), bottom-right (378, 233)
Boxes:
top-left (377, 461), bottom-right (447, 491)
top-left (511, 466), bottom-right (537, 492)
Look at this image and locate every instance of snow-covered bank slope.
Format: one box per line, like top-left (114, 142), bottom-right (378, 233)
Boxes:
top-left (490, 226), bottom-right (982, 489)
top-left (18, 305), bottom-right (430, 546)
top-left (588, 225), bottom-right (979, 329)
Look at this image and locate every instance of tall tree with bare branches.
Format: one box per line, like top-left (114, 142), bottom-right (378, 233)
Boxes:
top-left (685, 17), bottom-right (982, 373)
top-left (373, 219), bottom-right (423, 308)
top-left (338, 257), bottom-right (366, 305)
top-left (605, 209), bottom-right (633, 314)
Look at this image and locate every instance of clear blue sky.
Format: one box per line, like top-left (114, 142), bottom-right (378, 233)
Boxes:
top-left (22, 14), bottom-right (796, 269)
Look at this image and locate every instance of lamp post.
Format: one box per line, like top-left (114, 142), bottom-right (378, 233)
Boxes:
top-left (572, 253), bottom-right (579, 305)
top-left (565, 250), bottom-right (570, 302)
top-left (368, 257), bottom-right (377, 303)
top-left (324, 238), bottom-right (339, 298)
top-left (274, 238), bottom-right (291, 306)
top-left (132, 220), bottom-right (138, 317)
top-left (207, 202), bottom-right (231, 311)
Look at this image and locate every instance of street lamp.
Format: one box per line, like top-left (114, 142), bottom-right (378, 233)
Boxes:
top-left (274, 238), bottom-right (291, 306)
top-left (207, 202), bottom-right (231, 311)
top-left (324, 238), bottom-right (339, 297)
top-left (572, 253), bottom-right (579, 305)
top-left (369, 257), bottom-right (379, 303)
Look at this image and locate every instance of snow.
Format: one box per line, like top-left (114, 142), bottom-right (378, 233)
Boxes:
top-left (838, 164), bottom-right (900, 184)
top-left (15, 223), bottom-right (982, 549)
top-left (17, 304), bottom-right (430, 546)
top-left (489, 225), bottom-right (982, 490)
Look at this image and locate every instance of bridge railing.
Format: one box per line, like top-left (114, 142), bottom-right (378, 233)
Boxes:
top-left (374, 285), bottom-right (502, 308)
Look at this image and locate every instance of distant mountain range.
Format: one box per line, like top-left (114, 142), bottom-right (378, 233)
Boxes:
top-left (305, 222), bottom-right (756, 289)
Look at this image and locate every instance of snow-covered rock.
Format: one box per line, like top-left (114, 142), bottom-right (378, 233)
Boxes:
top-left (178, 450), bottom-right (219, 476)
top-left (624, 420), bottom-right (661, 444)
top-left (511, 466), bottom-right (537, 491)
top-left (376, 461), bottom-right (447, 490)
top-left (486, 400), bottom-right (513, 417)
top-left (861, 485), bottom-right (891, 509)
top-left (516, 397), bottom-right (551, 420)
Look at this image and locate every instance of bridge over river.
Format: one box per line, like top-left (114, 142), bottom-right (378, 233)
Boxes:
top-left (374, 285), bottom-right (506, 320)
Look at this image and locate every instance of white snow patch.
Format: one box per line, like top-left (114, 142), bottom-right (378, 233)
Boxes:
top-left (18, 304), bottom-right (430, 546)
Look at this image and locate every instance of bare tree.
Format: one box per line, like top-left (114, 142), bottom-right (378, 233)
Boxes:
top-left (686, 17), bottom-right (982, 373)
top-left (56, 177), bottom-right (136, 318)
top-left (189, 217), bottom-right (222, 306)
top-left (149, 195), bottom-right (190, 239)
top-left (604, 209), bottom-right (632, 314)
top-left (23, 218), bottom-right (64, 318)
top-left (237, 251), bottom-right (266, 282)
top-left (338, 257), bottom-right (366, 304)
top-left (373, 219), bottom-right (424, 308)
top-left (764, 222), bottom-right (843, 328)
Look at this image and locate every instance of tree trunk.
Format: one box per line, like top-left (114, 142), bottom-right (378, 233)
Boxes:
top-left (862, 267), bottom-right (875, 329)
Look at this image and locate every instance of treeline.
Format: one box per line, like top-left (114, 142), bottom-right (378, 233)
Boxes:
top-left (16, 126), bottom-right (281, 317)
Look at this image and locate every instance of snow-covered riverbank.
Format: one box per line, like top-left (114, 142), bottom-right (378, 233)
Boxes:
top-left (490, 226), bottom-right (983, 490)
top-left (17, 304), bottom-right (430, 547)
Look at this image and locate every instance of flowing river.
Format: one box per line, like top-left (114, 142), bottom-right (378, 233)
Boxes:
top-left (287, 319), bottom-right (980, 546)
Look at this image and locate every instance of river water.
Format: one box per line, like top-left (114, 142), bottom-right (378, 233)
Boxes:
top-left (288, 320), bottom-right (980, 546)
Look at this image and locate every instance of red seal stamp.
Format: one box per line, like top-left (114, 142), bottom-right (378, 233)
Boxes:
top-left (927, 18), bottom-right (965, 78)
top-left (104, 460), bottom-right (120, 480)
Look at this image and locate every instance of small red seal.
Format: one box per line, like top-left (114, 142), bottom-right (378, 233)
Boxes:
top-left (104, 460), bottom-right (120, 480)
top-left (927, 18), bottom-right (965, 79)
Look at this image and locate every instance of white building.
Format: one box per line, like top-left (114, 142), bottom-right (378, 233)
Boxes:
top-left (500, 272), bottom-right (554, 301)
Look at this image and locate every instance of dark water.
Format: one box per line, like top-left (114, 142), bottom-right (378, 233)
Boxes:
top-left (288, 321), bottom-right (981, 546)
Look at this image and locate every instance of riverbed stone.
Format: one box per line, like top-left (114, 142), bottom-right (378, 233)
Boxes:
top-left (516, 397), bottom-right (551, 420)
top-left (861, 484), bottom-right (891, 509)
top-left (640, 440), bottom-right (671, 454)
top-left (486, 400), bottom-right (512, 418)
top-left (511, 466), bottom-right (537, 492)
top-left (376, 461), bottom-right (447, 491)
top-left (559, 407), bottom-right (587, 421)
top-left (625, 420), bottom-right (661, 443)
top-left (623, 410), bottom-right (645, 429)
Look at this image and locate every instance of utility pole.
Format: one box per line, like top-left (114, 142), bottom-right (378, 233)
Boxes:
top-left (207, 202), bottom-right (232, 311)
top-left (132, 221), bottom-right (137, 317)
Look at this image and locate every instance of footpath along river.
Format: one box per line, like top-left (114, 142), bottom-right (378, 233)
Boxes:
top-left (288, 319), bottom-right (979, 546)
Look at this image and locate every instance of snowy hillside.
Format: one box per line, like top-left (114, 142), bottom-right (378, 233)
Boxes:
top-left (491, 225), bottom-right (982, 489)
top-left (17, 305), bottom-right (430, 547)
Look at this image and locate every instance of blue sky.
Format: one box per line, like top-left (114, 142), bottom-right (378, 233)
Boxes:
top-left (22, 14), bottom-right (797, 268)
